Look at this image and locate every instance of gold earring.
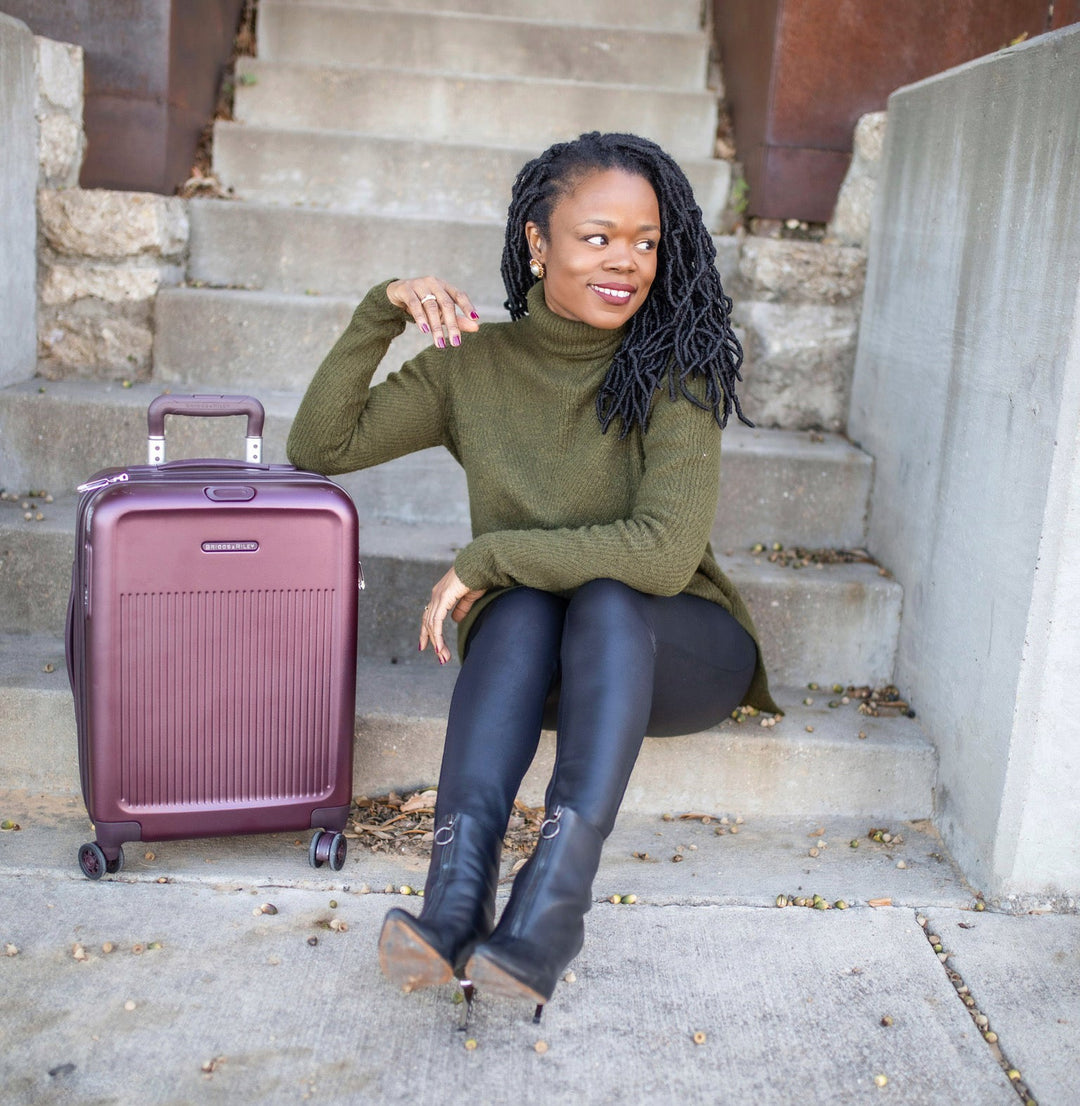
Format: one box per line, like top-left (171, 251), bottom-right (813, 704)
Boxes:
top-left (529, 258), bottom-right (545, 279)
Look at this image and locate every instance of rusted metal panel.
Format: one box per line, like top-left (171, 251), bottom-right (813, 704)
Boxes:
top-left (4, 0), bottom-right (244, 194)
top-left (714, 0), bottom-right (1066, 221)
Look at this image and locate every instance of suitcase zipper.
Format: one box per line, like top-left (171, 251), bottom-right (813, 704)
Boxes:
top-left (76, 472), bottom-right (129, 494)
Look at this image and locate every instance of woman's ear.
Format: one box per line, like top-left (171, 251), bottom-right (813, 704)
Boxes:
top-left (524, 221), bottom-right (545, 262)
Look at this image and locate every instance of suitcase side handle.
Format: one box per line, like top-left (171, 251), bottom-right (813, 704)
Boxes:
top-left (146, 394), bottom-right (265, 465)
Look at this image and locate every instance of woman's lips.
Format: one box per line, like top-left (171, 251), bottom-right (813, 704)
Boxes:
top-left (589, 283), bottom-right (635, 305)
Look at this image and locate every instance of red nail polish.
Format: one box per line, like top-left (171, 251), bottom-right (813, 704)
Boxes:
top-left (470, 312), bottom-right (479, 320)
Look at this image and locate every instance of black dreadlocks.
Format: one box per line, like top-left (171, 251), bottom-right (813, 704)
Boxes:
top-left (501, 131), bottom-right (752, 437)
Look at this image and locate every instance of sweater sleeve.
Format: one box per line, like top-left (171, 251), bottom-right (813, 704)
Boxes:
top-left (286, 280), bottom-right (449, 475)
top-left (453, 384), bottom-right (722, 596)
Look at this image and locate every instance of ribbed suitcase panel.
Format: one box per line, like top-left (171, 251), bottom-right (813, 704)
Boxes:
top-left (119, 588), bottom-right (337, 808)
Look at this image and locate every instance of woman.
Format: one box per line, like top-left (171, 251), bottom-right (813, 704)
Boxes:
top-left (287, 131), bottom-right (778, 1012)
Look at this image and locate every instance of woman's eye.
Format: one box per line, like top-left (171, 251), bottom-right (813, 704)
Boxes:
top-left (636, 239), bottom-right (658, 252)
top-left (584, 234), bottom-right (607, 245)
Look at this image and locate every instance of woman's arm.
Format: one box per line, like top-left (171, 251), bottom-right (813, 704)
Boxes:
top-left (453, 381), bottom-right (723, 596)
top-left (286, 277), bottom-right (478, 475)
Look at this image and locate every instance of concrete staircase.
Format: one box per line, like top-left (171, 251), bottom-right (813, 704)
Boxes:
top-left (0, 0), bottom-right (937, 820)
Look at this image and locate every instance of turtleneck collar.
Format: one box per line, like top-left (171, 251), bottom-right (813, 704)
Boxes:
top-left (520, 281), bottom-right (628, 363)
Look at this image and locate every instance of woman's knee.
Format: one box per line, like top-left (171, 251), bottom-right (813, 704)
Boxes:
top-left (566, 579), bottom-right (652, 635)
top-left (466, 587), bottom-right (565, 657)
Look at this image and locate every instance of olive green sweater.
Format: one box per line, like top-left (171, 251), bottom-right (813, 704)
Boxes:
top-left (287, 280), bottom-right (778, 713)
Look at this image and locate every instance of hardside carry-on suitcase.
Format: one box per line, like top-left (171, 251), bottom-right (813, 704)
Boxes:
top-left (66, 394), bottom-right (362, 879)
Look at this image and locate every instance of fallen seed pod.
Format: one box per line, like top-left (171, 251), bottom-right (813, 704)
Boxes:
top-left (835, 900), bottom-right (849, 910)
top-left (464, 1039), bottom-right (478, 1051)
top-left (776, 894), bottom-right (788, 908)
top-left (563, 970), bottom-right (576, 983)
top-left (329, 900), bottom-right (338, 909)
top-left (307, 937), bottom-right (318, 947)
top-left (609, 894), bottom-right (622, 904)
top-left (328, 918), bottom-right (348, 932)
top-left (259, 903), bottom-right (278, 915)
top-left (850, 839), bottom-right (860, 849)
top-left (692, 1031), bottom-right (707, 1045)
top-left (534, 1040), bottom-right (549, 1054)
top-left (4, 944), bottom-right (19, 957)
top-left (874, 1074), bottom-right (888, 1088)
top-left (880, 1015), bottom-right (894, 1026)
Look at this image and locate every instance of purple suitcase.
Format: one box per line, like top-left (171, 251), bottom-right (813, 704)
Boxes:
top-left (66, 395), bottom-right (361, 879)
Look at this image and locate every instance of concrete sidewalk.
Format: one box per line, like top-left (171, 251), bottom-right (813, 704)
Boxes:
top-left (1, 792), bottom-right (1075, 1105)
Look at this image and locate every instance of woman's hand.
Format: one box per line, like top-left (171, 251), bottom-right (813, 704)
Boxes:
top-left (387, 277), bottom-right (480, 350)
top-left (420, 567), bottom-right (487, 664)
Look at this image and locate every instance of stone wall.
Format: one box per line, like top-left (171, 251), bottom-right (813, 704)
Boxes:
top-left (849, 26), bottom-right (1080, 904)
top-left (728, 237), bottom-right (866, 432)
top-left (0, 14), bottom-right (37, 388)
top-left (37, 188), bottom-right (187, 380)
top-left (29, 34), bottom-right (189, 381)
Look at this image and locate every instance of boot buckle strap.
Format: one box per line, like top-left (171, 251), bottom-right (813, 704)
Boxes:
top-left (540, 806), bottom-right (563, 840)
top-left (434, 815), bottom-right (456, 846)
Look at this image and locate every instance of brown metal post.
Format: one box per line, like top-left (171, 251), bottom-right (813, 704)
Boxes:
top-left (712, 0), bottom-right (1071, 222)
top-left (3, 0), bottom-right (244, 194)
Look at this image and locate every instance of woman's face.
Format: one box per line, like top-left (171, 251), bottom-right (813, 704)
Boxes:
top-left (526, 168), bottom-right (660, 329)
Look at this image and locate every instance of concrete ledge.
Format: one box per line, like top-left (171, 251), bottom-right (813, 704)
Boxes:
top-left (233, 59), bottom-right (720, 160)
top-left (1, 634), bottom-right (934, 818)
top-left (186, 199), bottom-right (507, 301)
top-left (258, 2), bottom-right (708, 91)
top-left (0, 13), bottom-right (37, 388)
top-left (211, 123), bottom-right (732, 228)
top-left (275, 0), bottom-right (705, 33)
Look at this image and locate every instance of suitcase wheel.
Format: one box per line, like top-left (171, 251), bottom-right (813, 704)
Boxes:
top-left (78, 842), bottom-right (125, 880)
top-left (309, 830), bottom-right (347, 872)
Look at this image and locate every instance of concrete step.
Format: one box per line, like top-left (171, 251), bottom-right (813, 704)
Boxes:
top-left (0, 378), bottom-right (872, 546)
top-left (211, 124), bottom-right (732, 228)
top-left (158, 236), bottom-right (743, 392)
top-left (267, 0), bottom-right (705, 34)
top-left (256, 2), bottom-right (709, 91)
top-left (186, 199), bottom-right (506, 301)
top-left (232, 59), bottom-right (719, 160)
top-left (1, 483), bottom-right (895, 688)
top-left (2, 633), bottom-right (935, 819)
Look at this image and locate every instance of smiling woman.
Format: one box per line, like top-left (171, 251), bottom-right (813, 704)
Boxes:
top-left (287, 131), bottom-right (777, 1017)
top-left (523, 167), bottom-right (660, 328)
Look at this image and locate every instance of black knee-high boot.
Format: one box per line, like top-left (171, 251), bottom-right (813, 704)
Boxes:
top-left (465, 580), bottom-right (655, 1006)
top-left (465, 805), bottom-right (603, 1004)
top-left (379, 812), bottom-right (502, 991)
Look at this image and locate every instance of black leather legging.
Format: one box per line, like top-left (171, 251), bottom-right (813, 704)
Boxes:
top-left (434, 579), bottom-right (757, 838)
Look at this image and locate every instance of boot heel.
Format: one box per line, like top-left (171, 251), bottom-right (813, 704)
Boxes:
top-left (378, 910), bottom-right (455, 992)
top-left (377, 812), bottom-right (503, 992)
top-left (465, 807), bottom-right (604, 1007)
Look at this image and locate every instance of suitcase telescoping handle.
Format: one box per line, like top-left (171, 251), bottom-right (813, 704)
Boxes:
top-left (146, 394), bottom-right (265, 465)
